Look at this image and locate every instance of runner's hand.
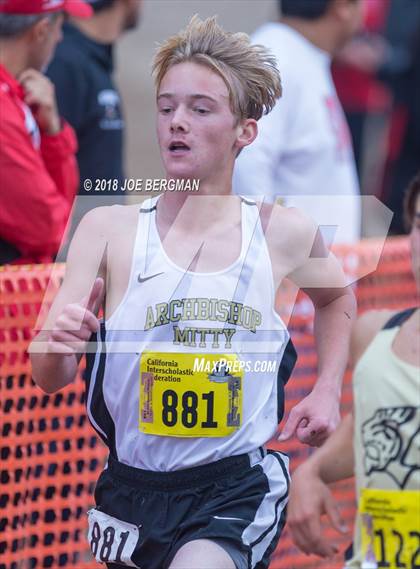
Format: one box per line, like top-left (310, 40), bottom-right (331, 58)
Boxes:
top-left (278, 385), bottom-right (340, 446)
top-left (288, 464), bottom-right (347, 557)
top-left (47, 278), bottom-right (104, 356)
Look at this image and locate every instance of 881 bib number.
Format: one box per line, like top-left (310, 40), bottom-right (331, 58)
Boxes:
top-left (161, 389), bottom-right (219, 429)
top-left (87, 509), bottom-right (140, 567)
top-left (139, 352), bottom-right (243, 437)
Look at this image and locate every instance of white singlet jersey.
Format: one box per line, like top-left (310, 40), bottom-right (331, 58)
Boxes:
top-left (85, 196), bottom-right (296, 471)
top-left (346, 308), bottom-right (420, 569)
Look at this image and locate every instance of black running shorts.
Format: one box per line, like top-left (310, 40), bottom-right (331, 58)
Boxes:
top-left (87, 448), bottom-right (289, 569)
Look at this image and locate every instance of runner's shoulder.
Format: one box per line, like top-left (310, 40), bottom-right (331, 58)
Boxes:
top-left (66, 204), bottom-right (139, 273)
top-left (261, 201), bottom-right (316, 235)
top-left (350, 309), bottom-right (397, 366)
top-left (76, 203), bottom-right (140, 239)
top-left (260, 202), bottom-right (322, 261)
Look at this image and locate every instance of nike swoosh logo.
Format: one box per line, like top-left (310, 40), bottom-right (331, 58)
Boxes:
top-left (138, 271), bottom-right (164, 283)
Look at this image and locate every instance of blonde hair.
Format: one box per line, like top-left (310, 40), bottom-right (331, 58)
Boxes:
top-left (152, 15), bottom-right (282, 121)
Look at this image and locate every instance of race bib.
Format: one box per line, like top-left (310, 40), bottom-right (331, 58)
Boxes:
top-left (87, 509), bottom-right (140, 567)
top-left (139, 352), bottom-right (243, 437)
top-left (359, 488), bottom-right (420, 569)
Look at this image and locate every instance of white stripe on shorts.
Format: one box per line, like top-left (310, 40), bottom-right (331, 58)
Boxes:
top-left (242, 452), bottom-right (290, 568)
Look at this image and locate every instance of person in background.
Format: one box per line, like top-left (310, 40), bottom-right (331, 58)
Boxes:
top-left (287, 173), bottom-right (420, 567)
top-left (0, 0), bottom-right (92, 265)
top-left (233, 0), bottom-right (362, 245)
top-left (382, 16), bottom-right (420, 234)
top-left (333, 0), bottom-right (420, 234)
top-left (332, 0), bottom-right (393, 183)
top-left (47, 0), bottom-right (142, 203)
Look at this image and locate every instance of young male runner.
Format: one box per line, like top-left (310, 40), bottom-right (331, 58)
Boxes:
top-left (287, 173), bottom-right (420, 567)
top-left (30, 16), bottom-right (356, 569)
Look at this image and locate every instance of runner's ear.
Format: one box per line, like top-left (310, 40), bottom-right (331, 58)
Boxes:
top-left (235, 118), bottom-right (258, 152)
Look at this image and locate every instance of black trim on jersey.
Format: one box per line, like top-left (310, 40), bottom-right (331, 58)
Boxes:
top-left (383, 307), bottom-right (417, 330)
top-left (139, 204), bottom-right (157, 213)
top-left (277, 339), bottom-right (298, 423)
top-left (143, 199), bottom-right (255, 210)
top-left (84, 340), bottom-right (96, 390)
top-left (248, 452), bottom-right (289, 568)
top-left (84, 323), bottom-right (118, 458)
top-left (344, 543), bottom-right (354, 561)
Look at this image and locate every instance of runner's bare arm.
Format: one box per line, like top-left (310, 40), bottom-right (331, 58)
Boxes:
top-left (287, 413), bottom-right (353, 558)
top-left (266, 206), bottom-right (357, 446)
top-left (287, 309), bottom-right (395, 556)
top-left (29, 207), bottom-right (109, 393)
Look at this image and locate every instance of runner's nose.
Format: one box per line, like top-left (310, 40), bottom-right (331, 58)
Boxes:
top-left (170, 107), bottom-right (189, 133)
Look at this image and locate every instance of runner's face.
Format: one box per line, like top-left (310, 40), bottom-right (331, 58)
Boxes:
top-left (410, 195), bottom-right (420, 290)
top-left (156, 62), bottom-right (241, 185)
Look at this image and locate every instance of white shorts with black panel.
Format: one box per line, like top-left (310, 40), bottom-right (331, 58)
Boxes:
top-left (88, 448), bottom-right (289, 569)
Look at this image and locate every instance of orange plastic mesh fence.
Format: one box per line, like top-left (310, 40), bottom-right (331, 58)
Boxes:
top-left (0, 263), bottom-right (106, 569)
top-left (0, 237), bottom-right (417, 569)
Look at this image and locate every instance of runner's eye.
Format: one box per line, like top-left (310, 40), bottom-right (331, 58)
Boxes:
top-left (194, 108), bottom-right (209, 115)
top-left (159, 107), bottom-right (172, 114)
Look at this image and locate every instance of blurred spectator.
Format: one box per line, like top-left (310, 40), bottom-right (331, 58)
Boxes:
top-left (47, 0), bottom-right (142, 199)
top-left (0, 0), bottom-right (92, 265)
top-left (333, 0), bottom-right (420, 234)
top-left (381, 9), bottom-right (420, 234)
top-left (233, 0), bottom-right (362, 244)
top-left (332, 0), bottom-right (392, 181)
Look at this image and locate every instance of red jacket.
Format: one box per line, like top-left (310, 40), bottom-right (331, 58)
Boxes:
top-left (0, 64), bottom-right (79, 264)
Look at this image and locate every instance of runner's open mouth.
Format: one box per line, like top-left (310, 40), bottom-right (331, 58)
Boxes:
top-left (169, 142), bottom-right (191, 152)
